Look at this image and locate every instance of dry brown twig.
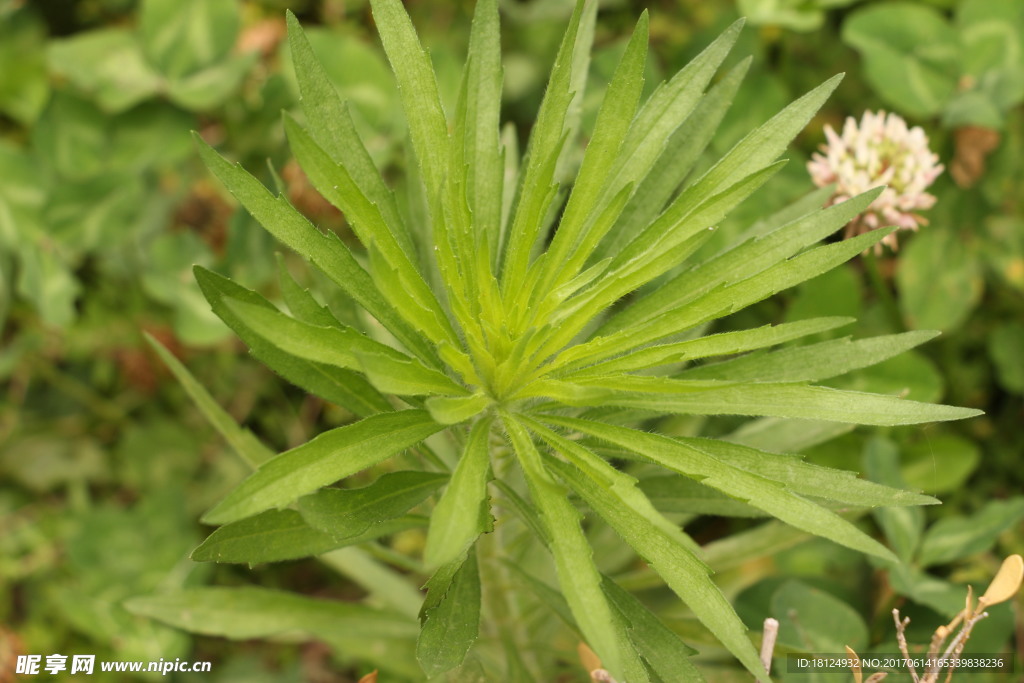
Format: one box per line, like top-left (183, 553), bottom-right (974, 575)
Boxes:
top-left (846, 555), bottom-right (1022, 683)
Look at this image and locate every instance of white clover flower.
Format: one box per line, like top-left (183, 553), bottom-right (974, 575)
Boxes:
top-left (807, 110), bottom-right (944, 251)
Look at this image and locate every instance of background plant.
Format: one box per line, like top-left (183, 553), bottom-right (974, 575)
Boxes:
top-left (2, 1), bottom-right (1021, 681)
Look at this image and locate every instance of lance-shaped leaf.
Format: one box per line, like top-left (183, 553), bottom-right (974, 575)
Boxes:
top-left (601, 186), bottom-right (883, 336)
top-left (644, 438), bottom-right (936, 509)
top-left (146, 333), bottom-right (275, 467)
top-left (614, 57), bottom-right (751, 241)
top-left (507, 562), bottom-right (705, 682)
top-left (541, 456), bottom-right (765, 678)
top-left (535, 377), bottom-right (980, 426)
top-left (452, 0), bottom-right (503, 282)
top-left (425, 392), bottom-right (491, 425)
top-left (195, 267), bottom-right (392, 417)
top-left (283, 114), bottom-right (456, 347)
top-left (555, 225), bottom-right (897, 371)
top-left (277, 256), bottom-right (344, 328)
top-left (125, 587), bottom-right (418, 642)
top-left (522, 416), bottom-right (702, 556)
top-left (607, 160), bottom-right (786, 277)
top-left (203, 410), bottom-right (444, 525)
top-left (425, 417), bottom-right (494, 569)
top-left (297, 471), bottom-right (446, 540)
top-left (520, 426), bottom-right (750, 673)
top-left (534, 161), bottom-right (785, 361)
top-left (500, 0), bottom-right (585, 293)
top-left (680, 331), bottom-right (941, 383)
top-left (223, 297), bottom-right (466, 397)
top-left (193, 135), bottom-right (438, 366)
top-left (677, 72), bottom-right (844, 217)
top-left (600, 577), bottom-right (705, 681)
top-left (127, 587), bottom-right (424, 678)
top-left (688, 438), bottom-right (937, 507)
top-left (285, 11), bottom-right (414, 257)
top-left (596, 19), bottom-right (745, 259)
top-left (533, 11), bottom-right (649, 299)
top-left (192, 509), bottom-right (425, 564)
top-left (370, 0), bottom-right (450, 199)
top-left (417, 550), bottom-right (482, 677)
top-left (639, 474), bottom-right (764, 517)
top-left (541, 415), bottom-right (897, 561)
top-left (571, 317), bottom-right (854, 376)
top-left (502, 416), bottom-right (648, 682)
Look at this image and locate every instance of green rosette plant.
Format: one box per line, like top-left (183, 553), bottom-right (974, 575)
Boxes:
top-left (132, 1), bottom-right (981, 679)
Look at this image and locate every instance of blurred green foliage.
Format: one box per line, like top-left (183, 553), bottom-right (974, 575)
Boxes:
top-left (1, 0), bottom-right (1021, 680)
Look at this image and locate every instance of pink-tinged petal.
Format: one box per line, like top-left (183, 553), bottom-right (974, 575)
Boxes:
top-left (806, 110), bottom-right (942, 251)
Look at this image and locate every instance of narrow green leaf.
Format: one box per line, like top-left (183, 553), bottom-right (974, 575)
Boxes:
top-left (505, 562), bottom-right (707, 681)
top-left (601, 577), bottom-right (705, 682)
top-left (285, 11), bottom-right (414, 257)
top-left (537, 378), bottom-right (981, 426)
top-left (193, 135), bottom-right (438, 366)
top-left (615, 57), bottom-right (752, 241)
top-left (533, 227), bottom-right (715, 365)
top-left (194, 268), bottom-right (392, 416)
top-left (523, 416), bottom-right (703, 556)
top-left (495, 121), bottom-right (519, 265)
top-left (425, 392), bottom-right (491, 425)
top-left (499, 0), bottom-right (585, 293)
top-left (203, 410), bottom-right (444, 525)
top-left (502, 415), bottom-right (642, 681)
top-left (681, 330), bottom-right (941, 382)
top-left (639, 475), bottom-right (765, 517)
top-left (298, 471), bottom-right (446, 540)
top-left (703, 520), bottom-right (812, 572)
top-left (277, 256), bottom-right (343, 328)
top-left (369, 0), bottom-right (450, 197)
top-left (739, 182), bottom-right (836, 242)
top-left (145, 333), bottom-right (274, 467)
top-left (679, 72), bottom-right (844, 216)
top-left (725, 417), bottom-right (854, 454)
top-left (598, 19), bottom-right (745, 258)
top-left (608, 161), bottom-right (786, 276)
top-left (504, 563), bottom-right (578, 632)
top-left (571, 317), bottom-right (854, 376)
top-left (557, 225), bottom-right (897, 371)
top-left (675, 438), bottom-right (938, 508)
top-left (542, 416), bottom-right (897, 561)
top-left (321, 546), bottom-right (422, 619)
top-left (536, 161), bottom-right (785, 360)
top-left (425, 417), bottom-right (494, 569)
top-left (417, 550), bottom-right (482, 677)
top-left (461, 0), bottom-right (503, 272)
top-left (559, 0), bottom-right (598, 180)
top-left (191, 509), bottom-right (425, 564)
top-left (125, 587), bottom-right (418, 642)
top-left (542, 457), bottom-right (764, 678)
top-left (283, 114), bottom-right (456, 347)
top-left (535, 11), bottom-right (649, 298)
top-left (223, 297), bottom-right (466, 397)
top-left (601, 187), bottom-right (884, 337)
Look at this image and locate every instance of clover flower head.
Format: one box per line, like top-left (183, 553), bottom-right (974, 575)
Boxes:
top-left (807, 110), bottom-right (944, 252)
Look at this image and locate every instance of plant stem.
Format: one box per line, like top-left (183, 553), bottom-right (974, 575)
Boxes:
top-left (478, 434), bottom-right (541, 679)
